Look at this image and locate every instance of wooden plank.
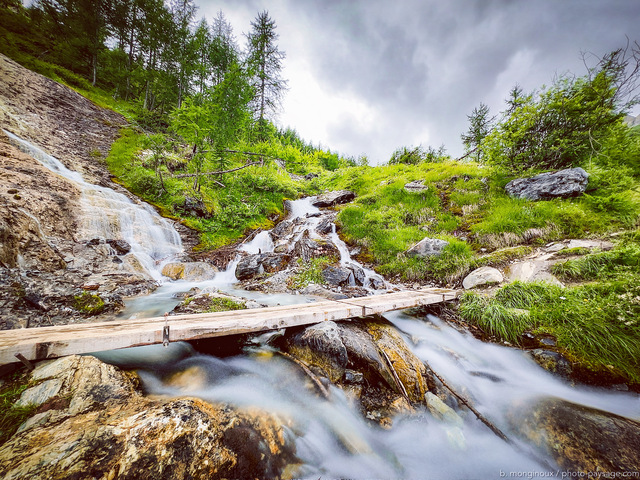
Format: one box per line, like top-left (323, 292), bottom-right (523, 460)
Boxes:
top-left (0, 289), bottom-right (457, 365)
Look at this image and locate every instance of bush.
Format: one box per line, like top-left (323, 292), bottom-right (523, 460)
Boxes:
top-left (483, 48), bottom-right (640, 173)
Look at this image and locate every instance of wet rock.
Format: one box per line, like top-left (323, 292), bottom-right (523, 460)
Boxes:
top-left (161, 261), bottom-right (218, 281)
top-left (404, 180), bottom-right (430, 193)
top-left (462, 266), bottom-right (503, 289)
top-left (509, 397), bottom-right (640, 472)
top-left (368, 276), bottom-right (386, 290)
top-left (281, 316), bottom-right (435, 423)
top-left (322, 265), bottom-right (352, 286)
top-left (406, 237), bottom-right (449, 258)
top-left (505, 167), bottom-right (589, 201)
top-left (235, 253), bottom-right (290, 281)
top-left (315, 213), bottom-right (337, 235)
top-left (425, 392), bottom-right (463, 427)
top-left (528, 349), bottom-right (572, 378)
top-left (345, 262), bottom-right (366, 286)
top-left (106, 239), bottom-right (131, 254)
top-left (312, 190), bottom-right (356, 207)
top-left (0, 355), bottom-right (294, 480)
top-left (292, 231), bottom-right (339, 262)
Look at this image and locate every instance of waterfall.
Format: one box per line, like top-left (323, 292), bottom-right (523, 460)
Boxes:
top-left (3, 130), bottom-right (183, 281)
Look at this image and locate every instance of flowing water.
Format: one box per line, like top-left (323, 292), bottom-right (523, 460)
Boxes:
top-left (7, 131), bottom-right (640, 478)
top-left (4, 130), bottom-right (183, 280)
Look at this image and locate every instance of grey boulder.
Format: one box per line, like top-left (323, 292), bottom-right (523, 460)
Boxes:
top-left (505, 167), bottom-right (588, 201)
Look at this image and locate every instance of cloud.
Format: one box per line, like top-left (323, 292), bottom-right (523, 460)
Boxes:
top-left (198, 0), bottom-right (640, 163)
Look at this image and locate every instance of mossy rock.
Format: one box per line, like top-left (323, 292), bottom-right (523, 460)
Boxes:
top-left (72, 292), bottom-right (105, 315)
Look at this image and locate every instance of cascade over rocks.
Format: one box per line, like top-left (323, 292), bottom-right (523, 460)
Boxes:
top-left (505, 167), bottom-right (589, 200)
top-left (0, 355), bottom-right (294, 480)
top-left (0, 55), bottom-right (191, 327)
top-left (311, 190), bottom-right (356, 207)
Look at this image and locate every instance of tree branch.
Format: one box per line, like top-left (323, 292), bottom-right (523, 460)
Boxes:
top-left (172, 161), bottom-right (262, 178)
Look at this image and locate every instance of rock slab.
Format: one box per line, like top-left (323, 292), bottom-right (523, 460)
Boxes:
top-left (505, 167), bottom-right (588, 201)
top-left (0, 355), bottom-right (294, 480)
top-left (505, 167), bottom-right (589, 200)
top-left (311, 190), bottom-right (356, 207)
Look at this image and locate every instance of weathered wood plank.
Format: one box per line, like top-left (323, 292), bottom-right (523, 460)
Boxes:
top-left (0, 289), bottom-right (457, 365)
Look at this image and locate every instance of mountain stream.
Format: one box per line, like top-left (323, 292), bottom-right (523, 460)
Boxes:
top-left (6, 132), bottom-right (640, 479)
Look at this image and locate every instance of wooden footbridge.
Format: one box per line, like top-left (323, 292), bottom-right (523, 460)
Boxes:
top-left (0, 289), bottom-right (457, 366)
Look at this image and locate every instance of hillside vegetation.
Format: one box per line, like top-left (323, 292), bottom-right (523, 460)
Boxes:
top-left (2, 1), bottom-right (640, 385)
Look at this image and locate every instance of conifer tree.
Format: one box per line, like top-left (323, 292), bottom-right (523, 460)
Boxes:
top-left (245, 10), bottom-right (287, 139)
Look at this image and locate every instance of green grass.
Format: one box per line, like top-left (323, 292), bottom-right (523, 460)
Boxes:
top-left (206, 297), bottom-right (246, 312)
top-left (551, 242), bottom-right (640, 281)
top-left (459, 278), bottom-right (640, 383)
top-left (0, 373), bottom-right (37, 445)
top-left (104, 128), bottom-right (305, 249)
top-left (287, 257), bottom-right (333, 290)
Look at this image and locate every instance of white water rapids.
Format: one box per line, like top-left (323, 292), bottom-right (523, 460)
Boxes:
top-left (4, 130), bottom-right (182, 281)
top-left (6, 132), bottom-right (640, 478)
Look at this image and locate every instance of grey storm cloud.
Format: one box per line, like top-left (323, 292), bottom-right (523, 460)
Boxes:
top-left (199, 0), bottom-right (640, 163)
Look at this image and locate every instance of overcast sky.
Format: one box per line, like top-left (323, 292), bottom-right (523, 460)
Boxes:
top-left (198, 0), bottom-right (640, 164)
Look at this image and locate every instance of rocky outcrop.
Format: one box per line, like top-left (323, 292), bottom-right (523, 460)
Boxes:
top-left (0, 355), bottom-right (294, 480)
top-left (292, 231), bottom-right (339, 262)
top-left (0, 55), bottom-right (188, 327)
top-left (505, 167), bottom-right (589, 201)
top-left (322, 265), bottom-right (353, 286)
top-left (280, 316), bottom-right (436, 425)
top-left (0, 54), bottom-right (124, 183)
top-left (311, 190), bottom-right (356, 207)
top-left (406, 237), bottom-right (449, 258)
top-left (509, 397), bottom-right (640, 473)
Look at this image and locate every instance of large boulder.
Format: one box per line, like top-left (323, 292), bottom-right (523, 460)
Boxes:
top-left (311, 190), bottom-right (356, 208)
top-left (0, 355), bottom-right (294, 480)
top-left (505, 167), bottom-right (589, 201)
top-left (508, 397), bottom-right (640, 473)
top-left (322, 265), bottom-right (353, 286)
top-left (235, 253), bottom-right (289, 281)
top-left (292, 231), bottom-right (339, 262)
top-left (406, 237), bottom-right (449, 258)
top-left (280, 316), bottom-right (436, 424)
top-left (462, 266), bottom-right (503, 289)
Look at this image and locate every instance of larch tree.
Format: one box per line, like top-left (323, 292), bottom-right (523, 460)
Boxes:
top-left (461, 102), bottom-right (493, 162)
top-left (245, 10), bottom-right (287, 140)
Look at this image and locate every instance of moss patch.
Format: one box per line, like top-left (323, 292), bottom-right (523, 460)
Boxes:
top-left (73, 292), bottom-right (105, 315)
